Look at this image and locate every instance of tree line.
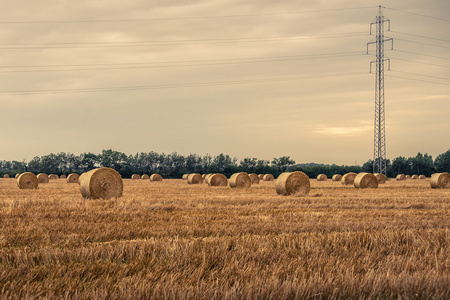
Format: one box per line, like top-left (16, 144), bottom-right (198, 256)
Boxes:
top-left (1, 149), bottom-right (449, 179)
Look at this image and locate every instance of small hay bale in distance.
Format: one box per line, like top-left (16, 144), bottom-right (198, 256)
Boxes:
top-left (341, 172), bottom-right (357, 185)
top-left (374, 173), bottom-right (386, 184)
top-left (332, 174), bottom-right (342, 181)
top-left (419, 175), bottom-right (426, 179)
top-left (182, 174), bottom-right (189, 180)
top-left (317, 174), bottom-right (327, 181)
top-left (205, 174), bottom-right (214, 185)
top-left (208, 173), bottom-right (228, 187)
top-left (79, 167), bottom-right (123, 199)
top-left (60, 174), bottom-right (66, 179)
top-left (141, 174), bottom-right (149, 180)
top-left (49, 174), bottom-right (58, 180)
top-left (275, 171), bottom-right (310, 196)
top-left (202, 174), bottom-right (207, 180)
top-left (396, 174), bottom-right (406, 181)
top-left (188, 173), bottom-right (203, 184)
top-left (405, 175), bottom-right (411, 179)
top-left (150, 174), bottom-right (163, 182)
top-left (37, 173), bottom-right (49, 183)
top-left (430, 173), bottom-right (450, 189)
top-left (229, 172), bottom-right (252, 189)
top-left (67, 173), bottom-right (79, 183)
top-left (411, 174), bottom-right (419, 179)
top-left (3, 174), bottom-right (10, 178)
top-left (249, 173), bottom-right (260, 184)
top-left (263, 174), bottom-right (274, 181)
top-left (354, 173), bottom-right (378, 189)
top-left (17, 172), bottom-right (38, 189)
top-left (131, 174), bottom-right (140, 180)
top-left (258, 174), bottom-right (264, 180)
top-left (15, 173), bottom-right (21, 179)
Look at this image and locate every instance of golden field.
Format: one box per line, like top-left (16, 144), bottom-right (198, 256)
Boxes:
top-left (0, 177), bottom-right (449, 299)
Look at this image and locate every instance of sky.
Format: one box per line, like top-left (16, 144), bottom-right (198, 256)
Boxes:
top-left (0, 0), bottom-right (449, 165)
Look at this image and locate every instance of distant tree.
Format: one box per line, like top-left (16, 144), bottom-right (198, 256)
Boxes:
top-left (435, 149), bottom-right (450, 173)
top-left (80, 152), bottom-right (100, 172)
top-left (271, 156), bottom-right (295, 175)
top-left (390, 156), bottom-right (410, 175)
top-left (239, 157), bottom-right (258, 173)
top-left (409, 153), bottom-right (435, 176)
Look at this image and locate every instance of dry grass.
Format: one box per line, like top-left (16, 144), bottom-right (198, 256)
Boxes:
top-left (0, 177), bottom-right (449, 299)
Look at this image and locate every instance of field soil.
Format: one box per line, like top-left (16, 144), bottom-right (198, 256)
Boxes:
top-left (0, 177), bottom-right (449, 299)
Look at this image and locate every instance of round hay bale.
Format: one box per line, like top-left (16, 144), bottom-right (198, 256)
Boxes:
top-left (249, 173), bottom-right (260, 184)
top-left (141, 174), bottom-right (149, 180)
top-left (263, 174), bottom-right (274, 181)
top-left (396, 174), bottom-right (406, 181)
top-left (188, 173), bottom-right (203, 184)
top-left (67, 173), bottom-right (79, 183)
top-left (205, 174), bottom-right (214, 185)
top-left (150, 174), bottom-right (163, 182)
top-left (79, 167), bottom-right (123, 199)
top-left (182, 174), bottom-right (189, 180)
top-left (430, 173), bottom-right (450, 189)
top-left (411, 174), bottom-right (419, 179)
top-left (131, 174), bottom-right (140, 180)
top-left (341, 172), bottom-right (357, 185)
top-left (419, 175), bottom-right (426, 179)
top-left (317, 174), bottom-right (327, 181)
top-left (3, 174), bottom-right (10, 178)
top-left (275, 171), bottom-right (310, 196)
top-left (37, 173), bottom-right (49, 183)
top-left (202, 174), bottom-right (207, 180)
top-left (405, 175), bottom-right (411, 179)
top-left (17, 172), bottom-right (38, 189)
top-left (354, 173), bottom-right (378, 189)
top-left (229, 172), bottom-right (252, 189)
top-left (332, 174), bottom-right (342, 182)
top-left (15, 173), bottom-right (21, 179)
top-left (258, 174), bottom-right (264, 180)
top-left (49, 174), bottom-right (58, 180)
top-left (374, 173), bottom-right (386, 184)
top-left (60, 174), bottom-right (67, 179)
top-left (208, 173), bottom-right (228, 187)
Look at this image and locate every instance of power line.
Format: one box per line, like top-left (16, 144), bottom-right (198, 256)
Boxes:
top-left (392, 49), bottom-right (450, 61)
top-left (384, 7), bottom-right (450, 22)
top-left (394, 38), bottom-right (450, 50)
top-left (389, 57), bottom-right (450, 69)
top-left (387, 74), bottom-right (450, 86)
top-left (390, 30), bottom-right (450, 43)
top-left (0, 6), bottom-right (378, 24)
top-left (0, 72), bottom-right (367, 96)
top-left (391, 70), bottom-right (450, 81)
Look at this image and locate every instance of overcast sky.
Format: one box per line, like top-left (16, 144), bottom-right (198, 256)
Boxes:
top-left (0, 0), bottom-right (449, 165)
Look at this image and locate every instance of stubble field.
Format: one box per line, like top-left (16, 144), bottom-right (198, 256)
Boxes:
top-left (0, 177), bottom-right (449, 299)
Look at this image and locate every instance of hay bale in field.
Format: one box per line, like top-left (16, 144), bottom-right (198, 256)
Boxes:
top-left (354, 173), bottom-right (378, 189)
top-left (37, 173), bottom-right (49, 183)
top-left (202, 174), bottom-right (207, 180)
top-left (374, 173), bottom-right (386, 184)
top-left (150, 174), bottom-right (163, 182)
top-left (141, 174), bottom-right (149, 180)
top-left (188, 173), bottom-right (203, 184)
top-left (317, 174), bottom-right (327, 181)
top-left (49, 174), bottom-right (58, 180)
top-left (332, 174), bottom-right (342, 181)
top-left (396, 174), bottom-right (406, 181)
top-left (405, 175), bottom-right (411, 179)
top-left (249, 173), bottom-right (260, 184)
top-left (341, 172), bottom-right (357, 185)
top-left (60, 175), bottom-right (66, 179)
top-left (79, 167), bottom-right (123, 199)
top-left (204, 174), bottom-right (214, 184)
top-left (208, 173), bottom-right (228, 187)
top-left (17, 172), bottom-right (38, 189)
top-left (67, 173), bottom-right (79, 183)
top-left (419, 175), bottom-right (426, 179)
top-left (275, 171), bottom-right (310, 196)
top-left (230, 172), bottom-right (252, 189)
top-left (430, 173), bottom-right (450, 189)
top-left (258, 174), bottom-right (264, 179)
top-left (182, 174), bottom-right (189, 180)
top-left (411, 174), bottom-right (419, 179)
top-left (263, 174), bottom-right (274, 181)
top-left (15, 173), bottom-right (21, 179)
top-left (131, 174), bottom-right (140, 180)
top-left (3, 174), bottom-right (10, 178)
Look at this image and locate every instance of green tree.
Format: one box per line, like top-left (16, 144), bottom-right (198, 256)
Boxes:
top-left (435, 149), bottom-right (450, 173)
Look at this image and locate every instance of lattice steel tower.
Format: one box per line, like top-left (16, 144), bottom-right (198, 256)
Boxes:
top-left (367, 6), bottom-right (393, 175)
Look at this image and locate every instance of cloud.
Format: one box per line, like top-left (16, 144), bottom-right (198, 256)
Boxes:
top-left (313, 121), bottom-right (372, 137)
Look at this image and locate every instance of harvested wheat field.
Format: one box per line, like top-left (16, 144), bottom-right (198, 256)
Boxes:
top-left (0, 177), bottom-right (449, 299)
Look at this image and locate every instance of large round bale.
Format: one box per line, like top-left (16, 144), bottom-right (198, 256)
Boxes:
top-left (131, 174), bottom-right (140, 180)
top-left (60, 174), bottom-right (67, 179)
top-left (188, 173), bottom-right (203, 184)
top-left (341, 172), bottom-right (357, 185)
top-left (208, 173), bottom-right (228, 187)
top-left (37, 173), bottom-right (49, 183)
top-left (249, 173), bottom-right (260, 184)
top-left (354, 173), bottom-right (378, 189)
top-left (49, 174), bottom-right (58, 180)
top-left (150, 174), bottom-right (163, 182)
top-left (263, 174), bottom-right (274, 181)
top-left (258, 174), bottom-right (264, 180)
top-left (15, 173), bottom-right (21, 179)
top-left (17, 172), bottom-right (38, 189)
top-left (419, 175), bottom-right (426, 179)
top-left (141, 174), bottom-right (149, 180)
top-left (275, 171), bottom-right (310, 196)
top-left (230, 172), bottom-right (252, 189)
top-left (396, 174), bottom-right (406, 181)
top-left (411, 174), bottom-right (419, 179)
top-left (430, 173), bottom-right (450, 189)
top-left (332, 174), bottom-right (342, 181)
top-left (3, 174), bottom-right (10, 178)
top-left (374, 173), bottom-right (386, 184)
top-left (182, 174), bottom-right (189, 180)
top-left (67, 173), bottom-right (79, 183)
top-left (79, 168), bottom-right (123, 199)
top-left (317, 174), bottom-right (327, 181)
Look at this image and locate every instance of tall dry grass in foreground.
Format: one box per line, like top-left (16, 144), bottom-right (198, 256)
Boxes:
top-left (0, 178), bottom-right (449, 299)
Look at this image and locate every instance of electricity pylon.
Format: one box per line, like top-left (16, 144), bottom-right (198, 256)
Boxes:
top-left (367, 6), bottom-right (393, 175)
